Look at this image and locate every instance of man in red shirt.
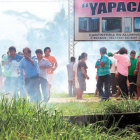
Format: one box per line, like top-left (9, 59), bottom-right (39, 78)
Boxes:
top-left (44, 47), bottom-right (57, 100)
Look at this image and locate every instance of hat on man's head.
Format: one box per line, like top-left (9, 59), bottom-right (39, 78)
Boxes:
top-left (108, 52), bottom-right (113, 56)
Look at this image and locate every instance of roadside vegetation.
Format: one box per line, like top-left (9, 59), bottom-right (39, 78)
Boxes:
top-left (0, 94), bottom-right (140, 139)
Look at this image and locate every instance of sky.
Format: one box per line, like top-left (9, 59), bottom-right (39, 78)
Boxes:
top-left (0, 0), bottom-right (140, 93)
top-left (0, 0), bottom-right (70, 93)
top-left (0, 0), bottom-right (67, 51)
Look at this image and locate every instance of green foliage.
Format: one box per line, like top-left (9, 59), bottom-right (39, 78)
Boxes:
top-left (49, 98), bottom-right (140, 116)
top-left (49, 102), bottom-right (101, 116)
top-left (0, 96), bottom-right (139, 139)
top-left (102, 99), bottom-right (140, 114)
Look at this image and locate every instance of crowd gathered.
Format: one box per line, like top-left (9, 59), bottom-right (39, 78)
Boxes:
top-left (67, 47), bottom-right (140, 101)
top-left (0, 46), bottom-right (57, 103)
top-left (0, 46), bottom-right (140, 103)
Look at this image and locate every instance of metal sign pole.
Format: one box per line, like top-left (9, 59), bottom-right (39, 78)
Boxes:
top-left (68, 0), bottom-right (75, 62)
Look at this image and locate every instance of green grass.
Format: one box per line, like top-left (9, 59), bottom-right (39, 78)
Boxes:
top-left (102, 99), bottom-right (140, 114)
top-left (51, 92), bottom-right (70, 98)
top-left (0, 96), bottom-right (139, 139)
top-left (48, 93), bottom-right (102, 115)
top-left (48, 92), bottom-right (140, 115)
top-left (50, 92), bottom-right (95, 98)
top-left (48, 99), bottom-right (140, 116)
top-left (48, 102), bottom-right (101, 116)
top-left (0, 93), bottom-right (140, 139)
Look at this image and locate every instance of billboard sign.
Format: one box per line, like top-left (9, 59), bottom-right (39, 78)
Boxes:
top-left (75, 0), bottom-right (140, 41)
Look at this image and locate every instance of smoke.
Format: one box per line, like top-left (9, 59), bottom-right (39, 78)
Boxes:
top-left (0, 1), bottom-right (139, 94)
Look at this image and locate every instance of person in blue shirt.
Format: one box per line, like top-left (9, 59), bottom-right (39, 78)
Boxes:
top-left (96, 47), bottom-right (111, 101)
top-left (19, 47), bottom-right (41, 103)
top-left (2, 46), bottom-right (23, 98)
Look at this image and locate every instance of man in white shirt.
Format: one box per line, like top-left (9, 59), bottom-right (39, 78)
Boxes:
top-left (35, 49), bottom-right (52, 102)
top-left (67, 57), bottom-right (76, 97)
top-left (108, 52), bottom-right (117, 95)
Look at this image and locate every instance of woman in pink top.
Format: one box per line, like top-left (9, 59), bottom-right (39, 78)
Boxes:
top-left (114, 47), bottom-right (130, 98)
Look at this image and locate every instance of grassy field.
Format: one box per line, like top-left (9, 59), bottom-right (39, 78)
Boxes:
top-left (51, 92), bottom-right (94, 98)
top-left (49, 93), bottom-right (140, 115)
top-left (0, 93), bottom-right (140, 139)
top-left (0, 96), bottom-right (140, 139)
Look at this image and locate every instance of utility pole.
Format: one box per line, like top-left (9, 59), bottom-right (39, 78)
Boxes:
top-left (68, 0), bottom-right (75, 62)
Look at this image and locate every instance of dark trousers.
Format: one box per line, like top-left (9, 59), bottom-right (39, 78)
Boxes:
top-left (128, 75), bottom-right (137, 97)
top-left (110, 73), bottom-right (117, 95)
top-left (39, 77), bottom-right (47, 102)
top-left (25, 76), bottom-right (41, 103)
top-left (97, 74), bottom-right (110, 99)
top-left (117, 73), bottom-right (128, 98)
top-left (68, 80), bottom-right (76, 97)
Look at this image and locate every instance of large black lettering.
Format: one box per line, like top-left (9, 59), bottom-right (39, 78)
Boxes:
top-left (108, 2), bottom-right (116, 13)
top-left (97, 2), bottom-right (107, 14)
top-left (117, 2), bottom-right (126, 12)
top-left (89, 3), bottom-right (98, 15)
top-left (138, 2), bottom-right (140, 12)
top-left (127, 2), bottom-right (136, 12)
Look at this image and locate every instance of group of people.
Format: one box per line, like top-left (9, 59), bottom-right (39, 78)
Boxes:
top-left (0, 46), bottom-right (57, 103)
top-left (96, 47), bottom-right (140, 101)
top-left (1, 46), bottom-right (140, 102)
top-left (67, 52), bottom-right (89, 99)
top-left (67, 47), bottom-right (140, 101)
